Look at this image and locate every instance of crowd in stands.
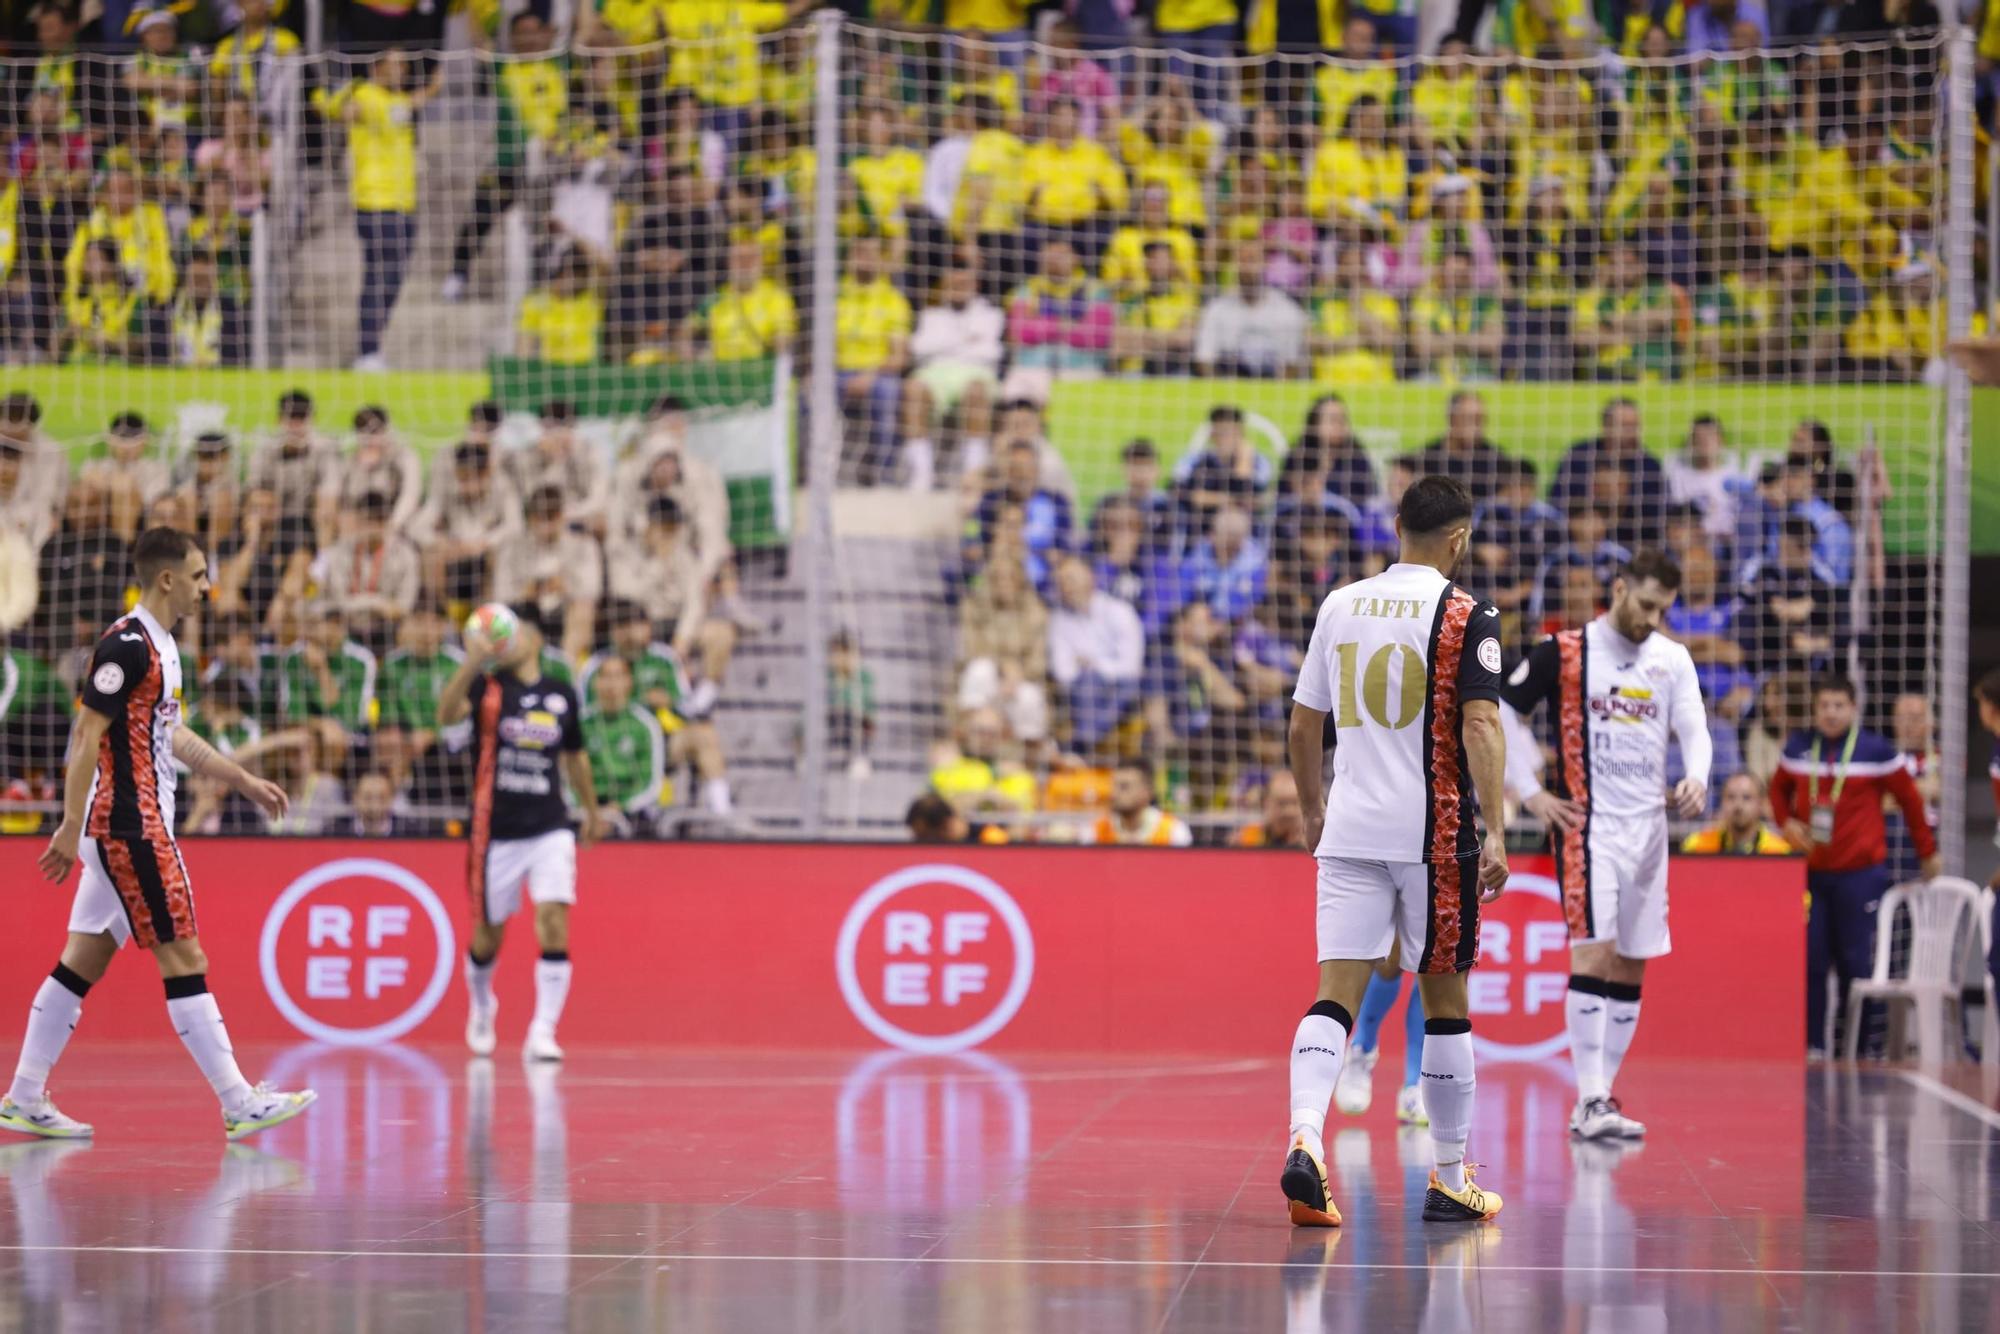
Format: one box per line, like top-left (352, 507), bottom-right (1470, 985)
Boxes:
top-left (0, 387), bottom-right (741, 837)
top-left (926, 385), bottom-right (1905, 844)
top-left (0, 0), bottom-right (1962, 845)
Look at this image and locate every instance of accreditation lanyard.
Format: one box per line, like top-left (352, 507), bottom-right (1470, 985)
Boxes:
top-left (1807, 727), bottom-right (1858, 842)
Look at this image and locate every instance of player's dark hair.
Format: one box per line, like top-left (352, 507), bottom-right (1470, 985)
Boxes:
top-left (1976, 666), bottom-right (2000, 708)
top-left (1812, 672), bottom-right (1857, 704)
top-left (132, 527), bottom-right (197, 583)
top-left (1397, 475), bottom-right (1475, 536)
top-left (1617, 548), bottom-right (1682, 592)
top-left (905, 792), bottom-right (956, 839)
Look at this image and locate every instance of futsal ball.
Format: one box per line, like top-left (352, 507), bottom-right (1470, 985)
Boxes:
top-left (465, 602), bottom-right (518, 651)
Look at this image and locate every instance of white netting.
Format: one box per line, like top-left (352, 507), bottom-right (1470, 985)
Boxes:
top-left (0, 10), bottom-right (1970, 850)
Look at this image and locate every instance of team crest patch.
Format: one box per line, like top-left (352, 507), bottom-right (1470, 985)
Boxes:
top-left (1479, 639), bottom-right (1503, 674)
top-left (92, 663), bottom-right (125, 695)
top-left (545, 695), bottom-right (568, 715)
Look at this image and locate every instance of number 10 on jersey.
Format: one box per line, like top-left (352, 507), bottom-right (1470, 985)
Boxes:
top-left (1333, 641), bottom-right (1426, 731)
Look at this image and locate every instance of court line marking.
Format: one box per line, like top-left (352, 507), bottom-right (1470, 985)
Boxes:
top-left (0, 1245), bottom-right (1988, 1279)
top-left (1898, 1072), bottom-right (2000, 1131)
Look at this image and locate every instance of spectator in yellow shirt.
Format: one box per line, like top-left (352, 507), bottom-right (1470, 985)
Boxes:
top-left (1845, 258), bottom-right (1942, 385)
top-left (208, 0), bottom-right (300, 104)
top-left (62, 165), bottom-right (175, 311)
top-left (848, 105), bottom-right (926, 243)
top-left (64, 239), bottom-right (147, 365)
top-left (313, 50), bottom-right (445, 370)
top-left (1307, 95), bottom-right (1408, 241)
top-left (952, 94), bottom-right (1030, 296)
top-left (1315, 18), bottom-right (1396, 136)
top-left (1680, 773), bottom-right (1791, 854)
top-left (1101, 183), bottom-right (1201, 297)
top-left (516, 252), bottom-right (603, 365)
top-left (1311, 245), bottom-right (1401, 384)
top-left (1113, 241), bottom-right (1199, 375)
top-left (1118, 93), bottom-right (1220, 228)
top-left (1022, 97), bottom-right (1129, 264)
top-left (834, 237), bottom-right (914, 482)
top-left (683, 240), bottom-right (797, 362)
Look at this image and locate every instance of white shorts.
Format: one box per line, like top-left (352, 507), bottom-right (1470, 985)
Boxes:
top-left (473, 829), bottom-right (576, 926)
top-left (1558, 815), bottom-right (1670, 959)
top-left (70, 835), bottom-right (196, 949)
top-left (1315, 853), bottom-right (1483, 975)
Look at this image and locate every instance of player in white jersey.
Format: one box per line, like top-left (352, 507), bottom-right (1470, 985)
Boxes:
top-left (1281, 476), bottom-right (1512, 1228)
top-left (1497, 549), bottom-right (1710, 1141)
top-left (0, 528), bottom-right (316, 1142)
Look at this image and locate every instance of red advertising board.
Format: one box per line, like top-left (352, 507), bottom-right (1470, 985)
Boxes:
top-left (0, 839), bottom-right (1804, 1059)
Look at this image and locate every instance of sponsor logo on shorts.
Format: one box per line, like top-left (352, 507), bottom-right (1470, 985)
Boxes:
top-left (259, 858), bottom-right (456, 1047)
top-left (835, 864), bottom-right (1035, 1054)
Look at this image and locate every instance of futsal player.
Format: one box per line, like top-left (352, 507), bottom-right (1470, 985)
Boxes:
top-left (1497, 550), bottom-right (1710, 1141)
top-left (1282, 476), bottom-right (1511, 1227)
top-left (1, 528), bottom-right (316, 1141)
top-left (438, 610), bottom-right (604, 1062)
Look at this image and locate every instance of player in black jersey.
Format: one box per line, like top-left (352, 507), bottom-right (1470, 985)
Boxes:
top-left (438, 609), bottom-right (603, 1062)
top-left (3, 528), bottom-right (314, 1141)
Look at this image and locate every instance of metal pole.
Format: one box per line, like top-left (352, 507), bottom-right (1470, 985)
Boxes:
top-left (797, 8), bottom-right (843, 839)
top-left (1939, 30), bottom-right (1975, 876)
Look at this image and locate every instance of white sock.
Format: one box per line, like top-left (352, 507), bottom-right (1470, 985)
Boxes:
top-left (9, 970), bottom-right (87, 1105)
top-left (532, 953), bottom-right (572, 1032)
top-left (701, 777), bottom-right (734, 814)
top-left (1603, 989), bottom-right (1642, 1094)
top-left (466, 950), bottom-right (496, 1014)
top-left (1566, 981), bottom-right (1610, 1102)
top-left (905, 436), bottom-right (935, 491)
top-left (166, 981), bottom-right (253, 1113)
top-left (1288, 1004), bottom-right (1349, 1160)
top-left (1421, 1024), bottom-right (1476, 1192)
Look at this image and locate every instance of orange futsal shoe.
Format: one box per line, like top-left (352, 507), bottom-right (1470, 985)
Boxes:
top-left (1281, 1135), bottom-right (1342, 1227)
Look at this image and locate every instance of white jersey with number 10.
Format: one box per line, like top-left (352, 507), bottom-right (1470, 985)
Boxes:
top-left (1292, 563), bottom-right (1505, 863)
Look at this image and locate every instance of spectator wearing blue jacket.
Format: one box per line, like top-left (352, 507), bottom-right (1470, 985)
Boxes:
top-left (1780, 451), bottom-right (1854, 586)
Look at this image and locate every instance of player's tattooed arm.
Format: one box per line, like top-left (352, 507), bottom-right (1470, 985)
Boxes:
top-left (172, 728), bottom-right (291, 819)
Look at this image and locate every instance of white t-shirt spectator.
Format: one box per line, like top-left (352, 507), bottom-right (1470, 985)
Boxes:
top-left (1665, 452), bottom-right (1750, 542)
top-left (1049, 590), bottom-right (1144, 685)
top-left (1194, 287), bottom-right (1310, 378)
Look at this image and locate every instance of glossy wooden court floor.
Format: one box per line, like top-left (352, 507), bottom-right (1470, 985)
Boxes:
top-left (0, 1045), bottom-right (1993, 1332)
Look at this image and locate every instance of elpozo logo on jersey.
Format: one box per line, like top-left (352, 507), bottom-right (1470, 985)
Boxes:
top-left (259, 858), bottom-right (456, 1046)
top-left (835, 864), bottom-right (1035, 1054)
top-left (1468, 870), bottom-right (1573, 1063)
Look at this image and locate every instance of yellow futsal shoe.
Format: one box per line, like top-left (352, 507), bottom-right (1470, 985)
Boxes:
top-left (1422, 1164), bottom-right (1503, 1222)
top-left (223, 1085), bottom-right (318, 1142)
top-left (1281, 1135), bottom-right (1343, 1227)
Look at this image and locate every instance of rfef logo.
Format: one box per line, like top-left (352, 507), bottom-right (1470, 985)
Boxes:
top-left (1468, 871), bottom-right (1573, 1063)
top-left (835, 864), bottom-right (1035, 1054)
top-left (259, 858), bottom-right (456, 1046)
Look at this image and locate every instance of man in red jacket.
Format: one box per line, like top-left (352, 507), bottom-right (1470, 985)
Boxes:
top-left (1770, 674), bottom-right (1938, 1056)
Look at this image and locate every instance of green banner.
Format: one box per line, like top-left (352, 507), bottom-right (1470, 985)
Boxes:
top-left (1046, 379), bottom-right (1998, 557)
top-left (487, 357), bottom-right (777, 417)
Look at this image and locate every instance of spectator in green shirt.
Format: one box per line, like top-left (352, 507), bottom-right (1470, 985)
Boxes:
top-left (1572, 240), bottom-right (1679, 382)
top-left (282, 602), bottom-right (378, 763)
top-left (374, 602), bottom-right (464, 791)
top-left (582, 598), bottom-right (733, 815)
top-left (582, 655), bottom-right (667, 835)
top-left (0, 642), bottom-right (72, 808)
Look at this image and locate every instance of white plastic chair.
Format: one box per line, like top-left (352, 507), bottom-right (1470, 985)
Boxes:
top-left (1979, 887), bottom-right (1998, 1068)
top-left (1843, 878), bottom-right (1983, 1063)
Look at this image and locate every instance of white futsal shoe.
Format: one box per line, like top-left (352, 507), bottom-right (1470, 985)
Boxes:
top-left (1333, 1047), bottom-right (1378, 1116)
top-left (223, 1085), bottom-right (317, 1142)
top-left (0, 1093), bottom-right (92, 1140)
top-left (1395, 1083), bottom-right (1429, 1126)
top-left (466, 998), bottom-right (498, 1057)
top-left (523, 1022), bottom-right (565, 1063)
top-left (1570, 1096), bottom-right (1645, 1141)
